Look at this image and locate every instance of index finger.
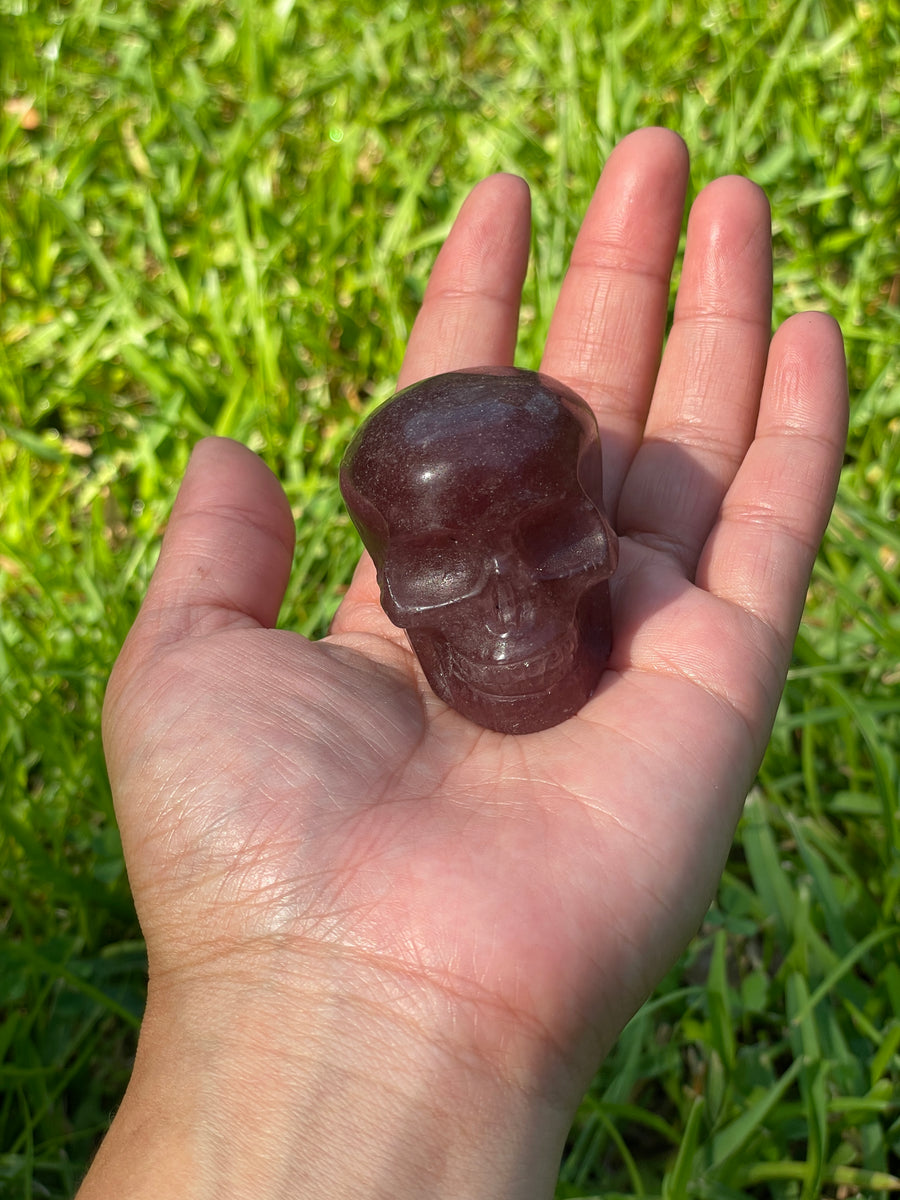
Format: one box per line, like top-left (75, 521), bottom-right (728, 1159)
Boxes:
top-left (335, 172), bottom-right (532, 629)
top-left (397, 173), bottom-right (532, 389)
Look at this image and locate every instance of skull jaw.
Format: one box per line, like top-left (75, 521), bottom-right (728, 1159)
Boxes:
top-left (405, 583), bottom-right (613, 735)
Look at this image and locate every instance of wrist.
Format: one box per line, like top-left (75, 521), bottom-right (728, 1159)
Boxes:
top-left (78, 948), bottom-right (570, 1200)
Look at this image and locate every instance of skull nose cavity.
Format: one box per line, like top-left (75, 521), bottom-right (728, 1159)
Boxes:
top-left (479, 561), bottom-right (567, 664)
top-left (482, 557), bottom-right (525, 637)
top-left (491, 562), bottom-right (516, 620)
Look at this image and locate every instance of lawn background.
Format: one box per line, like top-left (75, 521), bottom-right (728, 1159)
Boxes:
top-left (1, 0), bottom-right (899, 1196)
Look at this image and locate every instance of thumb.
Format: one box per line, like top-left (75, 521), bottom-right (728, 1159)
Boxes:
top-left (126, 437), bottom-right (295, 651)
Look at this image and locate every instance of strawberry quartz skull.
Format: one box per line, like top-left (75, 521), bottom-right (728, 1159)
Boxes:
top-left (339, 367), bottom-right (618, 734)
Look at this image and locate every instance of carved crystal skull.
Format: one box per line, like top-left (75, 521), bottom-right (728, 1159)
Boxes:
top-left (339, 366), bottom-right (618, 734)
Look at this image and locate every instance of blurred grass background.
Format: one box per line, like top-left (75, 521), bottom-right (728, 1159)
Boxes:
top-left (1, 0), bottom-right (899, 1195)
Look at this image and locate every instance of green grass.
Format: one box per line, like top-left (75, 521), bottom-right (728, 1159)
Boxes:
top-left (1, 0), bottom-right (899, 1195)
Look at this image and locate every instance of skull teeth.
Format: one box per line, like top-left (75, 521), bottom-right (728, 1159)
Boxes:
top-left (445, 632), bottom-right (578, 697)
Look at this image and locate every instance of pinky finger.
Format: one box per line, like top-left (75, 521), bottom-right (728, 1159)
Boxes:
top-left (696, 312), bottom-right (848, 652)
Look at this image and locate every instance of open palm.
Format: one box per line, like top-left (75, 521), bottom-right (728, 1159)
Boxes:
top-left (103, 129), bottom-right (847, 1122)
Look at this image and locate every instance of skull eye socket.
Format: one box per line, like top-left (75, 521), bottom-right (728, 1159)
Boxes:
top-left (381, 533), bottom-right (486, 617)
top-left (518, 499), bottom-right (612, 580)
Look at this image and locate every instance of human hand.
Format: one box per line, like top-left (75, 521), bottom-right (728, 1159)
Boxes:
top-left (84, 128), bottom-right (847, 1200)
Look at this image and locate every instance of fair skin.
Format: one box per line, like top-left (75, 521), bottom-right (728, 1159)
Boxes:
top-left (80, 128), bottom-right (848, 1199)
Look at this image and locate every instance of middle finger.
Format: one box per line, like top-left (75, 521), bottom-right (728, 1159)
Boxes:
top-left (616, 175), bottom-right (773, 576)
